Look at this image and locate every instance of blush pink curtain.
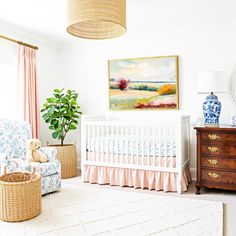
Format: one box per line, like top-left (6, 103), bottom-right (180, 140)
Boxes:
top-left (17, 45), bottom-right (39, 138)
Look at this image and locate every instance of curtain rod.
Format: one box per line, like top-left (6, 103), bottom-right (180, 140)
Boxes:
top-left (0, 34), bottom-right (39, 50)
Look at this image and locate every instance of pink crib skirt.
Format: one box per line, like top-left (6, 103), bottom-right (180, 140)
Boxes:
top-left (84, 153), bottom-right (191, 192)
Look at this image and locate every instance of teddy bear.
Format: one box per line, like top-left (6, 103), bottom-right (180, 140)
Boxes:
top-left (26, 139), bottom-right (48, 163)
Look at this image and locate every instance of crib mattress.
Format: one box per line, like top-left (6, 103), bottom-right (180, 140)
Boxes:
top-left (87, 135), bottom-right (176, 157)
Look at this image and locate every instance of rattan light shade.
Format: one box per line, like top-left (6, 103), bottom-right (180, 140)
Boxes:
top-left (67, 0), bottom-right (126, 39)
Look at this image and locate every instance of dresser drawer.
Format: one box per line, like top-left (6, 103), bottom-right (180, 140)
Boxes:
top-left (195, 126), bottom-right (236, 194)
top-left (201, 144), bottom-right (236, 156)
top-left (202, 169), bottom-right (236, 185)
top-left (201, 132), bottom-right (236, 142)
top-left (201, 156), bottom-right (236, 170)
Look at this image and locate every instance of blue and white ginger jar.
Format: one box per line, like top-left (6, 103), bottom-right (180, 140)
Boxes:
top-left (203, 93), bottom-right (221, 126)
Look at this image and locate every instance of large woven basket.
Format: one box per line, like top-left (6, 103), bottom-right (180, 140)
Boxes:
top-left (48, 144), bottom-right (77, 179)
top-left (0, 167), bottom-right (41, 222)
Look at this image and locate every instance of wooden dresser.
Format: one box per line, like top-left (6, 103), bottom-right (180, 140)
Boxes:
top-left (194, 126), bottom-right (236, 194)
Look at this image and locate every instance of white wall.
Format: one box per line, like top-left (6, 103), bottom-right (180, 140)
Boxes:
top-left (2, 1), bottom-right (236, 176)
top-left (59, 25), bottom-right (236, 175)
top-left (37, 45), bottom-right (60, 146)
top-left (0, 21), bottom-right (60, 145)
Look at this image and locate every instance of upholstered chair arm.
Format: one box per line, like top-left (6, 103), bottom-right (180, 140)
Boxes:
top-left (0, 153), bottom-right (24, 173)
top-left (0, 153), bottom-right (7, 174)
top-left (0, 153), bottom-right (7, 163)
top-left (40, 147), bottom-right (58, 162)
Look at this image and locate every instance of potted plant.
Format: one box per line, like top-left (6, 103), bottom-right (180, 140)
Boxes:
top-left (41, 89), bottom-right (82, 179)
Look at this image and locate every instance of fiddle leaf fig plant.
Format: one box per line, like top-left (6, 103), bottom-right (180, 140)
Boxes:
top-left (41, 89), bottom-right (82, 146)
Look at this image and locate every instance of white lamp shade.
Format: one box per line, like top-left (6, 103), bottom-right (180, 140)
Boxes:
top-left (197, 71), bottom-right (227, 94)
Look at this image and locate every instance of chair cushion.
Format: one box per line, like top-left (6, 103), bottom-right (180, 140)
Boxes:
top-left (0, 119), bottom-right (31, 159)
top-left (40, 147), bottom-right (57, 162)
top-left (31, 160), bottom-right (61, 177)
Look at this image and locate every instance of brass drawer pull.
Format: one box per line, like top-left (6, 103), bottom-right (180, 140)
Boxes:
top-left (208, 172), bottom-right (220, 179)
top-left (208, 159), bottom-right (218, 165)
top-left (208, 134), bottom-right (220, 140)
top-left (208, 147), bottom-right (219, 153)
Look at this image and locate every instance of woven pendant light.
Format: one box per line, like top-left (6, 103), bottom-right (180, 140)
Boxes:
top-left (67, 0), bottom-right (126, 39)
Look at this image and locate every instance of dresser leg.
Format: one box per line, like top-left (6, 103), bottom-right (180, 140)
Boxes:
top-left (196, 184), bottom-right (201, 195)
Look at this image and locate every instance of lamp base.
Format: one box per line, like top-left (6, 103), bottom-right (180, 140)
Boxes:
top-left (204, 123), bottom-right (220, 128)
top-left (203, 92), bottom-right (221, 127)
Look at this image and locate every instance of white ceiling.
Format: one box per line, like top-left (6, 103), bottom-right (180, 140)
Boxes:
top-left (0, 0), bottom-right (236, 46)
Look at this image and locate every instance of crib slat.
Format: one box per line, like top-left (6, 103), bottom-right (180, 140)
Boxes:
top-left (96, 125), bottom-right (99, 162)
top-left (126, 125), bottom-right (128, 165)
top-left (87, 125), bottom-right (91, 161)
top-left (142, 126), bottom-right (144, 166)
top-left (147, 126), bottom-right (150, 167)
top-left (101, 125), bottom-right (104, 163)
top-left (106, 125), bottom-right (109, 163)
top-left (121, 125), bottom-right (124, 164)
top-left (131, 126), bottom-right (134, 165)
top-left (170, 125), bottom-right (174, 168)
top-left (116, 125), bottom-right (119, 164)
top-left (95, 125), bottom-right (98, 162)
top-left (93, 125), bottom-right (96, 162)
top-left (136, 126), bottom-right (139, 165)
top-left (158, 126), bottom-right (161, 168)
top-left (152, 126), bottom-right (155, 168)
top-left (111, 125), bottom-right (114, 164)
top-left (164, 125), bottom-right (167, 169)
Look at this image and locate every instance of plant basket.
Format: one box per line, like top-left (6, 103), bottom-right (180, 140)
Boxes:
top-left (0, 167), bottom-right (41, 222)
top-left (48, 143), bottom-right (77, 179)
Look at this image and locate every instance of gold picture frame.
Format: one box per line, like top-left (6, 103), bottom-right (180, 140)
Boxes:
top-left (108, 55), bottom-right (179, 111)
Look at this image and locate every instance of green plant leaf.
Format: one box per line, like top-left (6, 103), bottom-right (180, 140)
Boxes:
top-left (56, 127), bottom-right (62, 132)
top-left (72, 120), bottom-right (78, 124)
top-left (69, 124), bottom-right (77, 130)
top-left (49, 126), bottom-right (55, 130)
top-left (57, 133), bottom-right (62, 139)
top-left (42, 88), bottom-right (82, 143)
top-left (52, 132), bottom-right (58, 139)
top-left (47, 97), bottom-right (56, 103)
top-left (45, 118), bottom-right (51, 123)
top-left (50, 119), bottom-right (57, 124)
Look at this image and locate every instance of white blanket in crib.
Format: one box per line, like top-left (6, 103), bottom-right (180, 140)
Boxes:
top-left (87, 135), bottom-right (176, 157)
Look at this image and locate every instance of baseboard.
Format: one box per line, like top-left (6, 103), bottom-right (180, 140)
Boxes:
top-left (190, 167), bottom-right (196, 181)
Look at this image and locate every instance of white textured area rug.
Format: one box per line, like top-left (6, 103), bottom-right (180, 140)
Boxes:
top-left (0, 184), bottom-right (223, 236)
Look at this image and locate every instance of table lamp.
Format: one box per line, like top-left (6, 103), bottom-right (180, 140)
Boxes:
top-left (197, 71), bottom-right (227, 127)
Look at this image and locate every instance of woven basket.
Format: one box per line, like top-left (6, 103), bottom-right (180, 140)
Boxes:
top-left (0, 167), bottom-right (41, 222)
top-left (48, 144), bottom-right (77, 179)
top-left (67, 0), bottom-right (126, 39)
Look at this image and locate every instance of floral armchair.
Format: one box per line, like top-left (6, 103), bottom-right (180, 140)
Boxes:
top-left (0, 119), bottom-right (61, 195)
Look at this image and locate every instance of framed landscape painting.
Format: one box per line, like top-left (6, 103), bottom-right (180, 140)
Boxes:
top-left (108, 55), bottom-right (179, 110)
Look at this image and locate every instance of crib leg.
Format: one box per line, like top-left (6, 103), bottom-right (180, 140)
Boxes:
top-left (177, 173), bottom-right (182, 194)
top-left (81, 164), bottom-right (86, 182)
top-left (81, 168), bottom-right (84, 182)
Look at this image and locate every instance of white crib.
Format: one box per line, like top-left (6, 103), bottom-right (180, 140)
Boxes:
top-left (81, 113), bottom-right (190, 193)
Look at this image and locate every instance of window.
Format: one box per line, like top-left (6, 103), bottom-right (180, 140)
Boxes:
top-left (0, 42), bottom-right (18, 119)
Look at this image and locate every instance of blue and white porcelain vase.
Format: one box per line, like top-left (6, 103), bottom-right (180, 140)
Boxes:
top-left (203, 92), bottom-right (221, 127)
